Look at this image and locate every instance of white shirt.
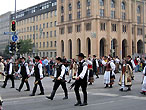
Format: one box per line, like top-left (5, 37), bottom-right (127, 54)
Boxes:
top-left (59, 64), bottom-right (66, 79)
top-left (31, 63), bottom-right (43, 79)
top-left (7, 62), bottom-right (13, 75)
top-left (115, 58), bottom-right (120, 64)
top-left (78, 60), bottom-right (88, 79)
top-left (17, 62), bottom-right (30, 76)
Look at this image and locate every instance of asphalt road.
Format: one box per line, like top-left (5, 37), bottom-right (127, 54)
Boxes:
top-left (0, 72), bottom-right (146, 110)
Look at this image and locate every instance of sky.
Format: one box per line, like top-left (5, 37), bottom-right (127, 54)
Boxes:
top-left (0, 0), bottom-right (47, 15)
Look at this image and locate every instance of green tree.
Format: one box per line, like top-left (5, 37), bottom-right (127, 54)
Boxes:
top-left (18, 39), bottom-right (33, 55)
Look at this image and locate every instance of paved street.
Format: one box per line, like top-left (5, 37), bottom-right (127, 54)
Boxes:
top-left (0, 72), bottom-right (146, 110)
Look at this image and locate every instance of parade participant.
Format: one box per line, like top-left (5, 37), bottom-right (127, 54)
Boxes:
top-left (74, 53), bottom-right (88, 106)
top-left (87, 58), bottom-right (94, 85)
top-left (127, 55), bottom-right (136, 80)
top-left (30, 56), bottom-right (44, 96)
top-left (119, 60), bottom-right (132, 91)
top-left (92, 55), bottom-right (99, 78)
top-left (140, 65), bottom-right (146, 95)
top-left (0, 58), bottom-right (5, 82)
top-left (2, 58), bottom-right (15, 88)
top-left (46, 57), bottom-right (68, 100)
top-left (68, 59), bottom-right (73, 83)
top-left (0, 96), bottom-right (3, 110)
top-left (104, 58), bottom-right (116, 88)
top-left (16, 57), bottom-right (30, 92)
top-left (115, 56), bottom-right (120, 73)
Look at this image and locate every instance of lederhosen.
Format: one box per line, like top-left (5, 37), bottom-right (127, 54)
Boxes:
top-left (18, 63), bottom-right (30, 91)
top-left (3, 63), bottom-right (15, 88)
top-left (32, 63), bottom-right (44, 94)
top-left (74, 60), bottom-right (88, 103)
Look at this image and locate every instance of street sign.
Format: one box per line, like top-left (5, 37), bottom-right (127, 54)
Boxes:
top-left (12, 35), bottom-right (18, 42)
top-left (4, 32), bottom-right (14, 35)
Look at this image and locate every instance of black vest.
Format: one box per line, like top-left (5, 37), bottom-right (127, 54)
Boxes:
top-left (78, 60), bottom-right (88, 82)
top-left (6, 63), bottom-right (14, 75)
top-left (20, 63), bottom-right (27, 78)
top-left (93, 59), bottom-right (97, 70)
top-left (127, 60), bottom-right (133, 70)
top-left (56, 64), bottom-right (65, 79)
top-left (34, 63), bottom-right (41, 79)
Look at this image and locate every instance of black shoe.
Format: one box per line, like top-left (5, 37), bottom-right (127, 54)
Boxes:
top-left (80, 102), bottom-right (88, 106)
top-left (127, 88), bottom-right (131, 91)
top-left (24, 89), bottom-right (30, 91)
top-left (10, 87), bottom-right (15, 88)
top-left (96, 76), bottom-right (99, 79)
top-left (104, 84), bottom-right (108, 88)
top-left (109, 85), bottom-right (113, 88)
top-left (16, 89), bottom-right (21, 92)
top-left (29, 94), bottom-right (35, 96)
top-left (1, 86), bottom-right (5, 88)
top-left (46, 96), bottom-right (53, 100)
top-left (119, 88), bottom-right (123, 91)
top-left (63, 96), bottom-right (68, 100)
top-left (38, 93), bottom-right (44, 95)
top-left (88, 83), bottom-right (92, 85)
top-left (74, 102), bottom-right (82, 106)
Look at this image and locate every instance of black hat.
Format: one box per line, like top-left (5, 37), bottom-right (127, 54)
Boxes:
top-left (34, 56), bottom-right (40, 60)
top-left (56, 57), bottom-right (62, 62)
top-left (76, 53), bottom-right (86, 58)
top-left (21, 57), bottom-right (25, 60)
top-left (93, 55), bottom-right (96, 57)
top-left (127, 55), bottom-right (131, 58)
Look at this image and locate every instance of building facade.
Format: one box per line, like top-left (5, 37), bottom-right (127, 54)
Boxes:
top-left (11, 0), bottom-right (57, 58)
top-left (57, 0), bottom-right (146, 59)
top-left (0, 12), bottom-right (12, 54)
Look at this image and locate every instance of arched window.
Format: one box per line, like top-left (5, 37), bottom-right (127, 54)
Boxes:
top-left (61, 6), bottom-right (64, 13)
top-left (77, 1), bottom-right (81, 9)
top-left (121, 2), bottom-right (125, 10)
top-left (137, 5), bottom-right (141, 14)
top-left (100, 0), bottom-right (104, 6)
top-left (111, 0), bottom-right (115, 8)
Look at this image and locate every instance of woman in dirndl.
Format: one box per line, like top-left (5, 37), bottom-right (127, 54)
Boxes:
top-left (140, 66), bottom-right (146, 95)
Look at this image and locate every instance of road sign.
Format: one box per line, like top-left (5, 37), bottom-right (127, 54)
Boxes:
top-left (4, 32), bottom-right (13, 35)
top-left (12, 35), bottom-right (18, 42)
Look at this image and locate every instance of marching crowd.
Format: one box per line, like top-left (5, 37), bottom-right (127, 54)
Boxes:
top-left (0, 53), bottom-right (146, 108)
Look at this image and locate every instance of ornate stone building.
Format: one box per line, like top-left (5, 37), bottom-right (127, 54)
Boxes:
top-left (57, 0), bottom-right (146, 59)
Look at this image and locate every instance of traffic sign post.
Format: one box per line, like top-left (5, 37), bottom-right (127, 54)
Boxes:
top-left (12, 35), bottom-right (18, 42)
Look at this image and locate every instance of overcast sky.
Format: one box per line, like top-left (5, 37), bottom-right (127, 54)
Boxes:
top-left (0, 0), bottom-right (47, 15)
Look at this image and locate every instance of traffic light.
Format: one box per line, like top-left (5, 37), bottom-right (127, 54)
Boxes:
top-left (9, 42), bottom-right (16, 53)
top-left (11, 20), bottom-right (16, 32)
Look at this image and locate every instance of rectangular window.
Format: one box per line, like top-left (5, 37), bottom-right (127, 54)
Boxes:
top-left (111, 11), bottom-right (115, 19)
top-left (54, 21), bottom-right (57, 26)
top-left (43, 32), bottom-right (45, 38)
top-left (76, 24), bottom-right (81, 32)
top-left (100, 23), bottom-right (106, 31)
top-left (77, 11), bottom-right (81, 19)
top-left (50, 31), bottom-right (52, 37)
top-left (47, 23), bottom-right (49, 28)
top-left (50, 41), bottom-right (53, 47)
top-left (68, 26), bottom-right (72, 34)
top-left (122, 12), bottom-right (126, 20)
top-left (86, 9), bottom-right (91, 17)
top-left (50, 22), bottom-right (53, 27)
top-left (69, 14), bottom-right (72, 21)
top-left (40, 42), bottom-right (41, 48)
top-left (43, 42), bottom-right (45, 48)
top-left (100, 9), bottom-right (104, 17)
top-left (47, 32), bottom-right (49, 38)
top-left (60, 27), bottom-right (64, 35)
top-left (111, 24), bottom-right (117, 32)
top-left (54, 30), bottom-right (56, 37)
top-left (86, 23), bottom-right (91, 31)
top-left (137, 16), bottom-right (141, 24)
top-left (43, 23), bottom-right (45, 29)
top-left (61, 15), bottom-right (64, 22)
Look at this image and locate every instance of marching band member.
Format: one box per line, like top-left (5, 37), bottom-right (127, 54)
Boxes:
top-left (2, 58), bottom-right (15, 88)
top-left (16, 57), bottom-right (30, 92)
top-left (46, 57), bottom-right (68, 100)
top-left (30, 56), bottom-right (44, 96)
top-left (74, 53), bottom-right (88, 106)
